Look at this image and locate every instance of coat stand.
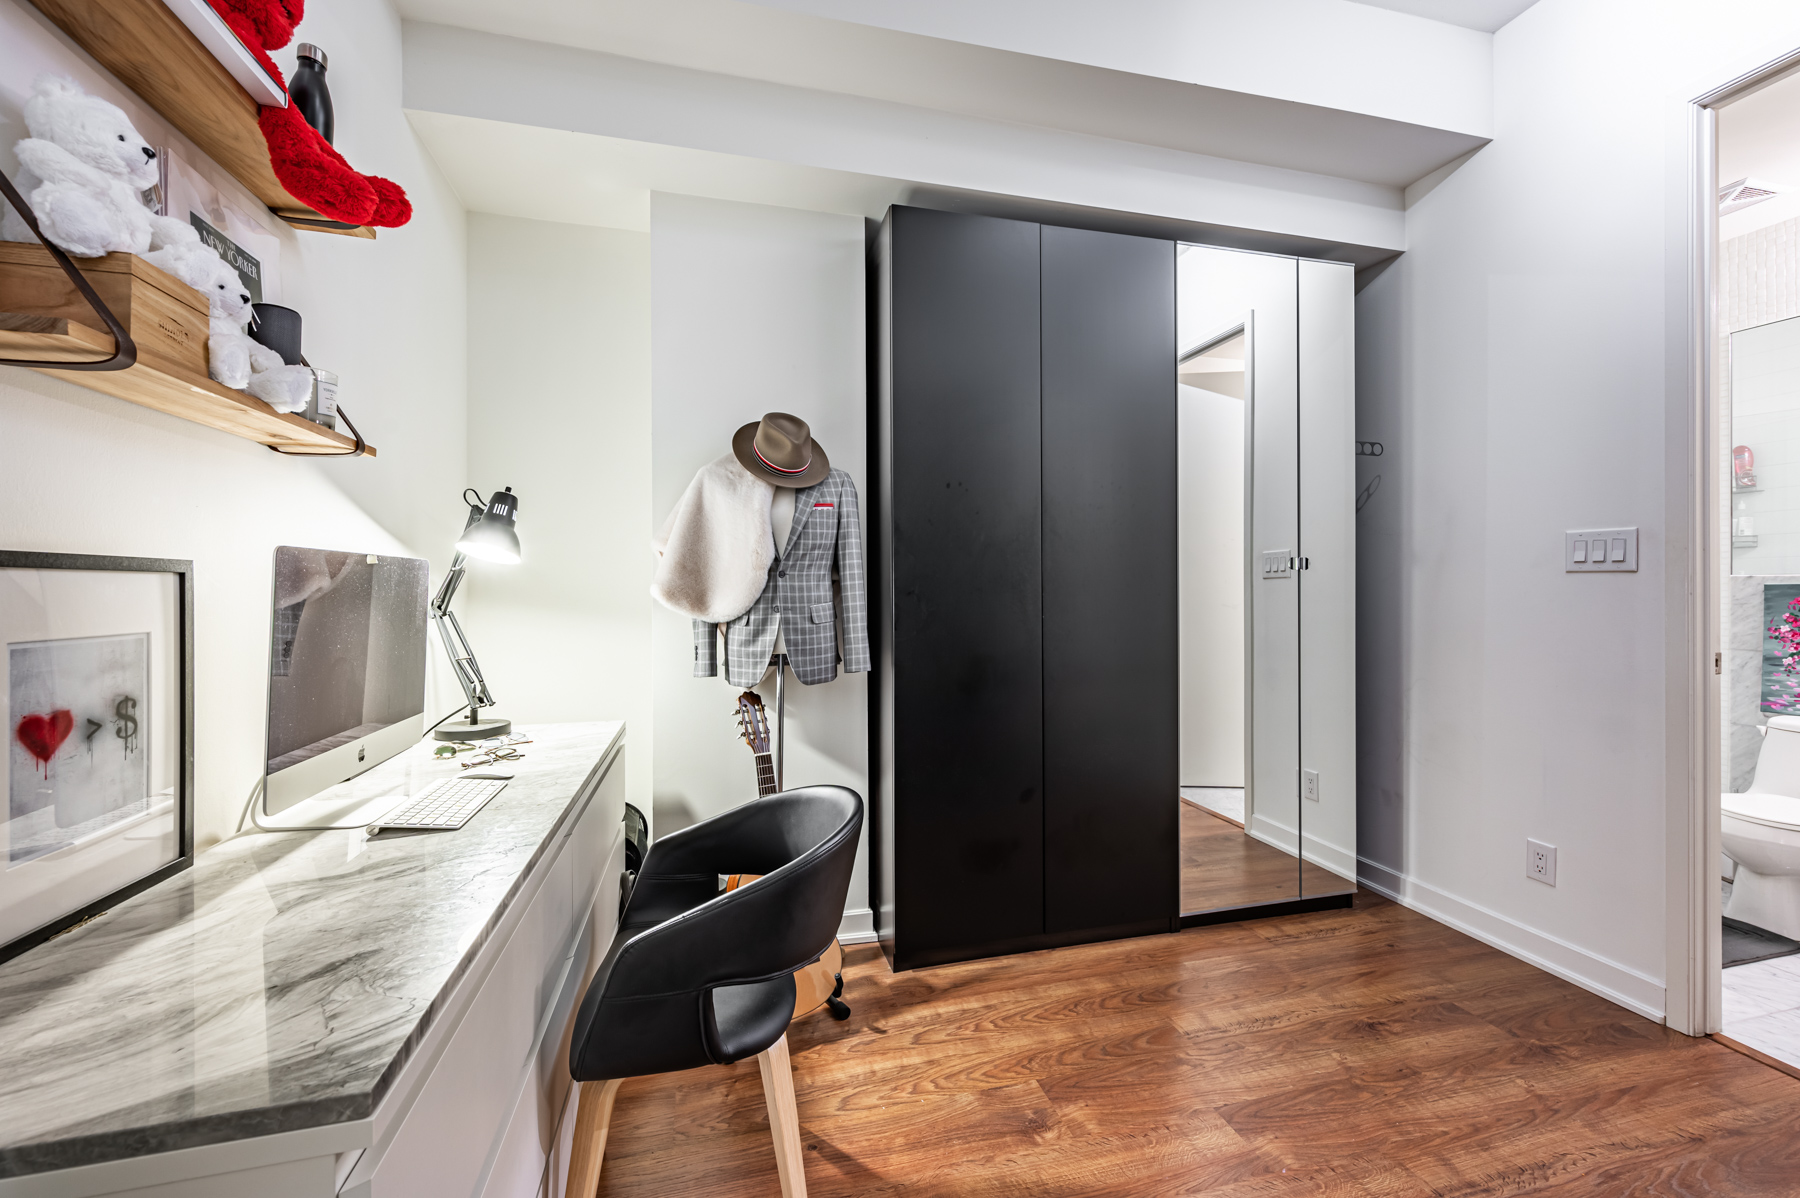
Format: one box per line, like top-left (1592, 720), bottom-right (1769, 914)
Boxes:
top-left (771, 652), bottom-right (788, 790)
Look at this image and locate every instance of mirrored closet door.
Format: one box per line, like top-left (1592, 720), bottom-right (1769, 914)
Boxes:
top-left (1176, 245), bottom-right (1356, 922)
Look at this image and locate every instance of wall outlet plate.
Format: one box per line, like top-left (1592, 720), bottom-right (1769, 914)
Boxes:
top-left (1303, 768), bottom-right (1320, 803)
top-left (1527, 838), bottom-right (1557, 885)
top-left (1566, 528), bottom-right (1637, 573)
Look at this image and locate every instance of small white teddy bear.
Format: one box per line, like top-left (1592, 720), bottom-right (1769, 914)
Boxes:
top-left (0, 77), bottom-right (163, 258)
top-left (146, 227), bottom-right (312, 412)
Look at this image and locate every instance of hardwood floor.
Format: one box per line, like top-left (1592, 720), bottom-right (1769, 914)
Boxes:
top-left (1181, 800), bottom-right (1348, 913)
top-left (588, 892), bottom-right (1800, 1197)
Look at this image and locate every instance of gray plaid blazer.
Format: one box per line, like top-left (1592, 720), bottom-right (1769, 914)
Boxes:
top-left (694, 468), bottom-right (871, 687)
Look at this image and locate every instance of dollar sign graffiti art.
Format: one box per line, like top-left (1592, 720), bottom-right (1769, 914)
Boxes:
top-left (114, 695), bottom-right (139, 755)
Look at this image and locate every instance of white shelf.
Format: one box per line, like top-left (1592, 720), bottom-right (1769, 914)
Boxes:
top-left (160, 0), bottom-right (288, 107)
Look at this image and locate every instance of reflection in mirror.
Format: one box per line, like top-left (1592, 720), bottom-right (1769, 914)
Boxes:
top-left (1731, 315), bottom-right (1800, 576)
top-left (1728, 315), bottom-right (1800, 796)
top-left (1175, 246), bottom-right (1357, 918)
top-left (1176, 244), bottom-right (1305, 917)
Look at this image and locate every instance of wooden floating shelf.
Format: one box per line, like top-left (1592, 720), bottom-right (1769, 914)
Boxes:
top-left (27, 0), bottom-right (376, 239)
top-left (1, 314), bottom-right (374, 456)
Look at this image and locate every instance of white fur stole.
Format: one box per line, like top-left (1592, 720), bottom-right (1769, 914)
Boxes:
top-left (651, 453), bottom-right (775, 622)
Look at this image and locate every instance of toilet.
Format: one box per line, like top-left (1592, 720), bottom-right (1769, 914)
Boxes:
top-left (1724, 715), bottom-right (1800, 940)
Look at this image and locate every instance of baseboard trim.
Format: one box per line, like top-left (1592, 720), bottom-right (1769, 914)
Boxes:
top-left (838, 907), bottom-right (876, 944)
top-left (1357, 856), bottom-right (1666, 1022)
top-left (1302, 833), bottom-right (1356, 882)
top-left (1247, 813), bottom-right (1298, 856)
top-left (1242, 813), bottom-right (1355, 882)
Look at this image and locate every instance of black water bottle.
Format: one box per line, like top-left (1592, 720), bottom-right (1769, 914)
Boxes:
top-left (290, 43), bottom-right (334, 144)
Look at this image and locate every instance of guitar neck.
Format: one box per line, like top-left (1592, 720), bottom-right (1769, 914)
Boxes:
top-left (754, 753), bottom-right (778, 797)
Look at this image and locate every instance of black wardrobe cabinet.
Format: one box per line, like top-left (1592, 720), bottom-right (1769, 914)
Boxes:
top-left (871, 205), bottom-right (1179, 971)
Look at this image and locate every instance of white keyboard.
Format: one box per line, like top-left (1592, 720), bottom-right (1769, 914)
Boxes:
top-left (367, 776), bottom-right (508, 834)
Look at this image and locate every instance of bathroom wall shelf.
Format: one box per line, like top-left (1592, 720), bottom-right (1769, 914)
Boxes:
top-left (1, 313), bottom-right (374, 455)
top-left (26, 0), bottom-right (376, 239)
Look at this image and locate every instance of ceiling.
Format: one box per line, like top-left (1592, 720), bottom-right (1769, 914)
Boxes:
top-left (1720, 69), bottom-right (1800, 240)
top-left (1349, 0), bottom-right (1541, 33)
top-left (407, 111), bottom-right (911, 232)
top-left (397, 0), bottom-right (1490, 188)
top-left (400, 0), bottom-right (1491, 263)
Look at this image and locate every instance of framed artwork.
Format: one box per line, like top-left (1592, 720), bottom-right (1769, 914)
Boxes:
top-left (1766, 584), bottom-right (1800, 716)
top-left (0, 551), bottom-right (193, 965)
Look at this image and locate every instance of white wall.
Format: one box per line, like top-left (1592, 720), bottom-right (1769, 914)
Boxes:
top-left (459, 214), bottom-right (653, 818)
top-left (1177, 383), bottom-right (1245, 788)
top-left (0, 0), bottom-right (467, 852)
top-left (649, 194), bottom-right (871, 936)
top-left (1355, 0), bottom-right (1800, 1023)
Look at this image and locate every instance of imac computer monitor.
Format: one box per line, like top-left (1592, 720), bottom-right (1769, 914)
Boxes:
top-left (264, 547), bottom-right (429, 812)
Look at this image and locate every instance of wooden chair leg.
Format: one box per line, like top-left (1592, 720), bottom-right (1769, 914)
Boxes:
top-left (757, 1034), bottom-right (807, 1198)
top-left (566, 1077), bottom-right (624, 1198)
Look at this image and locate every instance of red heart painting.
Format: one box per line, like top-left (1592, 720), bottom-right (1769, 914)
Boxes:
top-left (17, 709), bottom-right (75, 771)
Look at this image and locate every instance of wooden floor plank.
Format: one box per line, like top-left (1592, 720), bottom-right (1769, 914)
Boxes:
top-left (590, 894), bottom-right (1800, 1197)
top-left (1181, 803), bottom-right (1349, 913)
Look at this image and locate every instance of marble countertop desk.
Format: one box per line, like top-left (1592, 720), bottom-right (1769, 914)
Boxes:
top-left (0, 721), bottom-right (624, 1179)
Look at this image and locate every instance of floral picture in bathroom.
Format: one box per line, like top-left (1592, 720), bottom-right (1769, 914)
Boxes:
top-left (1764, 585), bottom-right (1800, 713)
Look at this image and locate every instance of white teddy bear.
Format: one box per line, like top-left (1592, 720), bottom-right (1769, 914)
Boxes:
top-left (0, 77), bottom-right (168, 257)
top-left (145, 226), bottom-right (312, 412)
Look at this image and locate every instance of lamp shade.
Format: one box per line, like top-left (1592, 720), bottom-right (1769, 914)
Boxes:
top-left (456, 487), bottom-right (521, 564)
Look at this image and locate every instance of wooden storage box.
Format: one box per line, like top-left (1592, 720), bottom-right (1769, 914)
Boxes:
top-left (0, 242), bottom-right (373, 456)
top-left (0, 242), bottom-right (208, 376)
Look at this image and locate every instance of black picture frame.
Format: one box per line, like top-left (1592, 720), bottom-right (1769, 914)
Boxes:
top-left (0, 551), bottom-right (195, 965)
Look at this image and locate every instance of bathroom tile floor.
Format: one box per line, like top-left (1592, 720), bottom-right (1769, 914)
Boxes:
top-left (1722, 954), bottom-right (1800, 1070)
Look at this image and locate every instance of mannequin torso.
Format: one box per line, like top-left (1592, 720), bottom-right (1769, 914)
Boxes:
top-left (770, 489), bottom-right (797, 658)
top-left (771, 489), bottom-right (797, 554)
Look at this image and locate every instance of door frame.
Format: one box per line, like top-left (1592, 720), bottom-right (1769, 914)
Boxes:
top-left (1676, 46), bottom-right (1800, 1037)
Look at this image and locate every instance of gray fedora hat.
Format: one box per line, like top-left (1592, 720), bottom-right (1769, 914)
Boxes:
top-left (733, 412), bottom-right (830, 488)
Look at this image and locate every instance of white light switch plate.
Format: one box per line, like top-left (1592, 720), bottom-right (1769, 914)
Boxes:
top-left (1303, 769), bottom-right (1320, 803)
top-left (1261, 549), bottom-right (1292, 580)
top-left (1566, 528), bottom-right (1637, 573)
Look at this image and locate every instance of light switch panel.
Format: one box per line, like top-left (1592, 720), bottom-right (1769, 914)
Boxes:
top-left (1566, 528), bottom-right (1637, 573)
top-left (1261, 549), bottom-right (1293, 580)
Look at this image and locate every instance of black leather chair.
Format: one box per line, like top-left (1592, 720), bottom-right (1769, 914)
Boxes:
top-left (565, 786), bottom-right (863, 1198)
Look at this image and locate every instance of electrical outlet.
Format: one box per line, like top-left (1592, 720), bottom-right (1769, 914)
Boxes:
top-left (1303, 769), bottom-right (1320, 803)
top-left (1527, 839), bottom-right (1557, 886)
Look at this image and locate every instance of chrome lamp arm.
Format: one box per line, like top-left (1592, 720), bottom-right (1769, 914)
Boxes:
top-left (428, 486), bottom-right (520, 741)
top-left (431, 549), bottom-right (495, 722)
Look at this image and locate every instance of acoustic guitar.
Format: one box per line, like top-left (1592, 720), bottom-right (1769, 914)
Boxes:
top-left (735, 690), bottom-right (850, 1022)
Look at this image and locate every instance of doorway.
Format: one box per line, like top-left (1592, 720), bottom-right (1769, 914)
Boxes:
top-left (1706, 58), bottom-right (1800, 1066)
